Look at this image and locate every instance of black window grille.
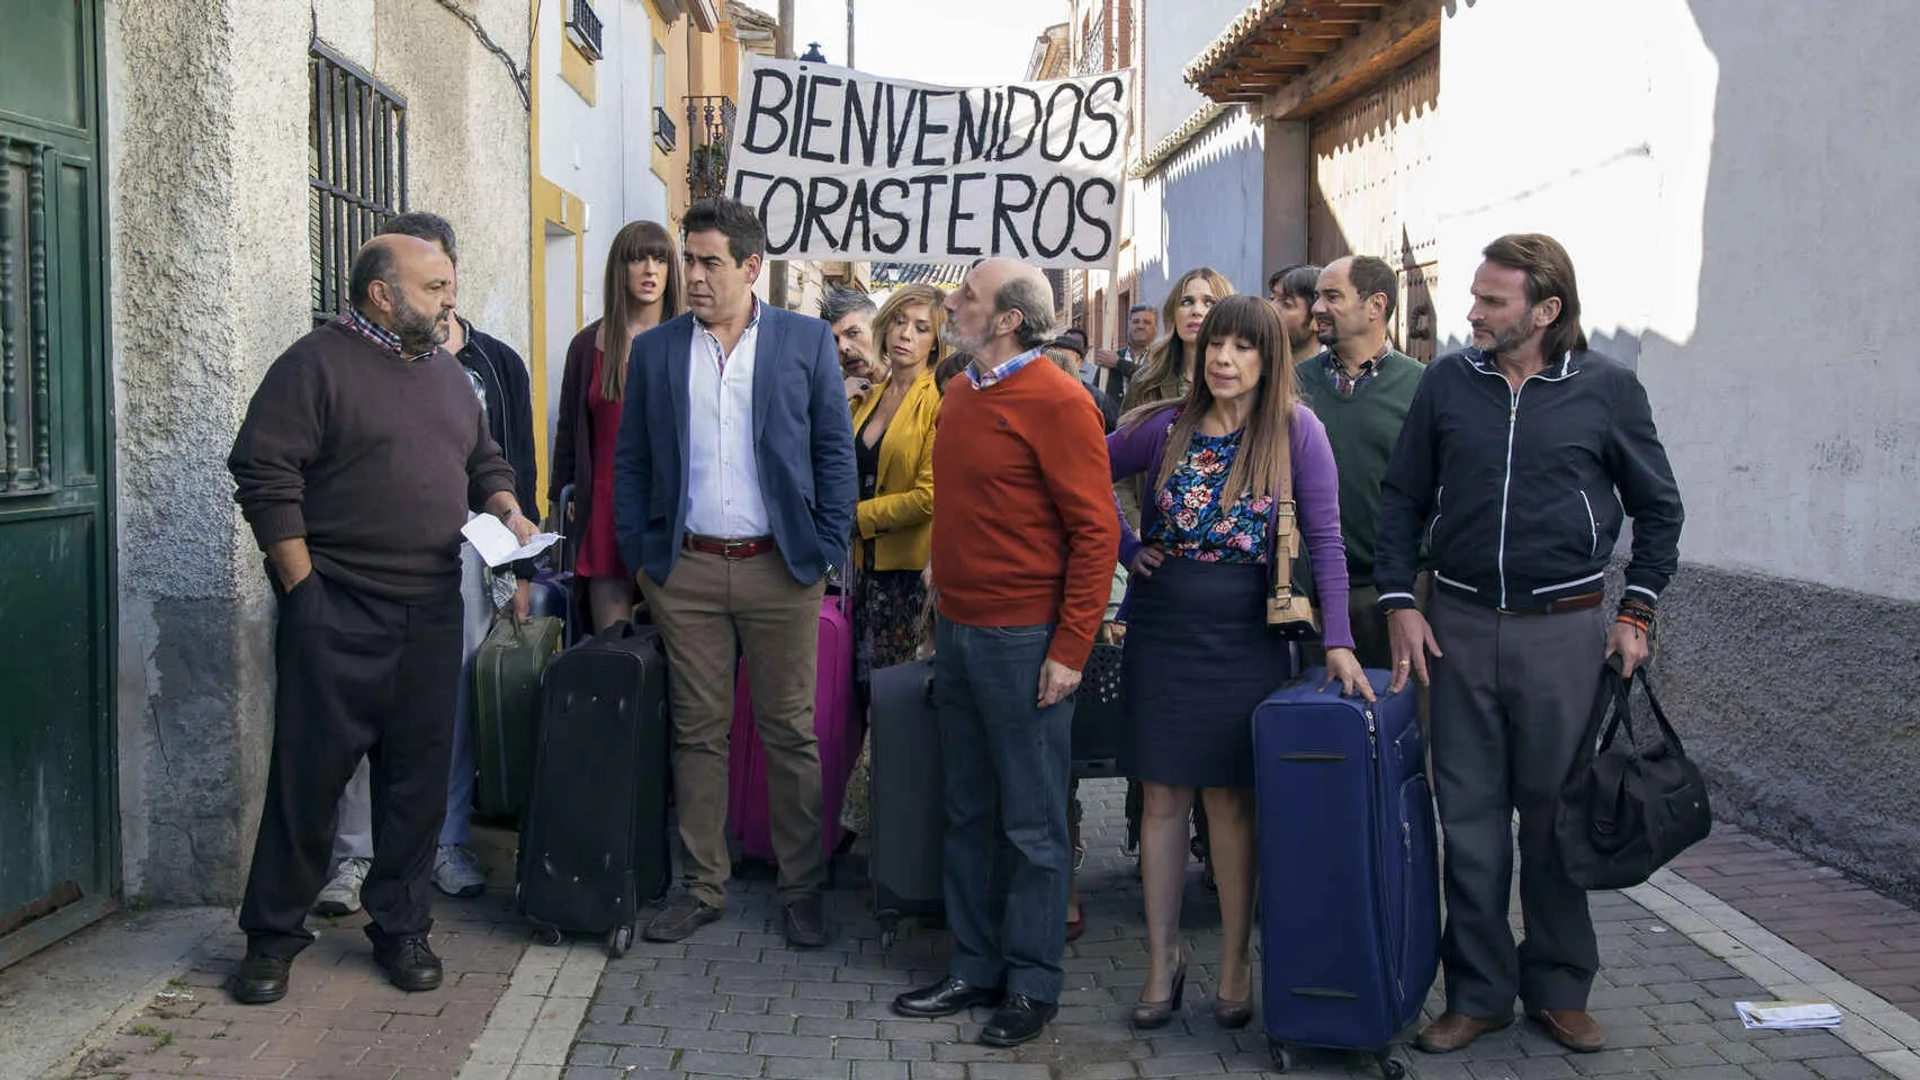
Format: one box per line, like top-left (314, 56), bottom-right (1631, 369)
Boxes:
top-left (309, 42), bottom-right (407, 326)
top-left (567, 0), bottom-right (605, 61)
top-left (653, 106), bottom-right (677, 153)
top-left (1078, 8), bottom-right (1110, 75)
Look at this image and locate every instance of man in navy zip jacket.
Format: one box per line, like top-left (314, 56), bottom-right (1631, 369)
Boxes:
top-left (1375, 234), bottom-right (1683, 1056)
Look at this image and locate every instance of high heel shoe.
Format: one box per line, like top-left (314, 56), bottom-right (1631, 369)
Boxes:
top-left (1129, 960), bottom-right (1187, 1030)
top-left (1212, 993), bottom-right (1253, 1030)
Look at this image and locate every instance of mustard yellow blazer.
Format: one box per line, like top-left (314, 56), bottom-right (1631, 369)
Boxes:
top-left (850, 371), bottom-right (941, 571)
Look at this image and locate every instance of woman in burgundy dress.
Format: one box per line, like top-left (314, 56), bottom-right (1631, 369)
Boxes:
top-left (550, 220), bottom-right (682, 631)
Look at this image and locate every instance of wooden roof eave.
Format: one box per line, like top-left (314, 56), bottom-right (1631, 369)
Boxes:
top-left (1183, 1), bottom-right (1393, 106)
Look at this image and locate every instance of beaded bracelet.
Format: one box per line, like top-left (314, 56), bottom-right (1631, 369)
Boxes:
top-left (1616, 594), bottom-right (1655, 635)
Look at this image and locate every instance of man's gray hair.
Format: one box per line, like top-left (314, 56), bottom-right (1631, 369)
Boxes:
top-left (819, 287), bottom-right (877, 325)
top-left (996, 274), bottom-right (1059, 349)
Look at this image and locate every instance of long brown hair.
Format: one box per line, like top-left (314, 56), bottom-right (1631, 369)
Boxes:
top-left (1140, 294), bottom-right (1299, 506)
top-left (1121, 266), bottom-right (1235, 412)
top-left (1481, 233), bottom-right (1587, 362)
top-left (598, 220), bottom-right (683, 402)
top-left (870, 284), bottom-right (947, 379)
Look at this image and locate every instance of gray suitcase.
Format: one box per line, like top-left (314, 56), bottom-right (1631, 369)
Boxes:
top-left (866, 658), bottom-right (945, 947)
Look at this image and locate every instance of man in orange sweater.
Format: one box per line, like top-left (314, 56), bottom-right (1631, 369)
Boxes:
top-left (890, 259), bottom-right (1119, 1048)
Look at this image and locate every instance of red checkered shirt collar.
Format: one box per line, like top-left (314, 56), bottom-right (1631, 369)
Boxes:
top-left (342, 309), bottom-right (436, 363)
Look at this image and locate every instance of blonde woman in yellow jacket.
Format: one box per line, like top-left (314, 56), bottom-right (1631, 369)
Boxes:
top-left (841, 284), bottom-right (946, 838)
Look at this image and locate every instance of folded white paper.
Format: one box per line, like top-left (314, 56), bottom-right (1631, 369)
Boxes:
top-left (461, 513), bottom-right (563, 568)
top-left (1735, 1001), bottom-right (1843, 1030)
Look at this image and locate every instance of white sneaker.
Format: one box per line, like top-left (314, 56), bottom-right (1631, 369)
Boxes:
top-left (314, 857), bottom-right (370, 916)
top-left (433, 845), bottom-right (487, 898)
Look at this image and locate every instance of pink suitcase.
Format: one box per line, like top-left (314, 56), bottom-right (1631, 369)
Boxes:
top-left (727, 590), bottom-right (861, 864)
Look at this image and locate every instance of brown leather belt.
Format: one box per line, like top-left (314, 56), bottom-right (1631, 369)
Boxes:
top-left (1499, 590), bottom-right (1605, 616)
top-left (683, 534), bottom-right (776, 560)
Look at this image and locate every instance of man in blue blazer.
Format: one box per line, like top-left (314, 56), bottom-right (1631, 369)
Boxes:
top-left (612, 198), bottom-right (857, 948)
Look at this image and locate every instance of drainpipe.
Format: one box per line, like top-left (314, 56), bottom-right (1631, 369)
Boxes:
top-left (768, 0), bottom-right (795, 310)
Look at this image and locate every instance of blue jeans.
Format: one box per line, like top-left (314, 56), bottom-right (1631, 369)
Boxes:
top-left (933, 616), bottom-right (1074, 1002)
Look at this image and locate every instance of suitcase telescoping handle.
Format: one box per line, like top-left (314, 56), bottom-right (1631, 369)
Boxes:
top-left (828, 541), bottom-right (857, 617)
top-left (599, 620), bottom-right (649, 641)
top-left (553, 484), bottom-right (577, 575)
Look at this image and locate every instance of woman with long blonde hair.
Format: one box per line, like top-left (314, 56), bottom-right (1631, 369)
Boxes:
top-left (1120, 266), bottom-right (1235, 415)
top-left (839, 284), bottom-right (947, 838)
top-left (1106, 295), bottom-right (1368, 1032)
top-left (550, 221), bottom-right (683, 631)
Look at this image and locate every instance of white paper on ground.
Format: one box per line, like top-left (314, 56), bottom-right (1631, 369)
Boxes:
top-left (461, 513), bottom-right (563, 567)
top-left (1735, 1001), bottom-right (1844, 1030)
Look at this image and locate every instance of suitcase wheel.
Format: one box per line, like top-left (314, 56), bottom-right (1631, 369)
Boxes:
top-left (1375, 1052), bottom-right (1405, 1080)
top-left (875, 910), bottom-right (900, 950)
top-left (1267, 1040), bottom-right (1289, 1073)
top-left (606, 924), bottom-right (633, 958)
top-left (534, 925), bottom-right (565, 948)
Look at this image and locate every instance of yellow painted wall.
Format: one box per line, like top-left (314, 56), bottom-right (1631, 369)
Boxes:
top-left (527, 3), bottom-right (588, 517)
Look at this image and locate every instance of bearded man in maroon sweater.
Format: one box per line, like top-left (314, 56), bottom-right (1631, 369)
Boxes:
top-left (225, 234), bottom-right (538, 1005)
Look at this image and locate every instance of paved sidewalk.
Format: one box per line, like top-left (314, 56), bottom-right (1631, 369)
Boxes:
top-left (1670, 828), bottom-right (1920, 1022)
top-left (39, 786), bottom-right (1920, 1080)
top-left (56, 830), bottom-right (531, 1080)
top-left (539, 781), bottom-right (1913, 1080)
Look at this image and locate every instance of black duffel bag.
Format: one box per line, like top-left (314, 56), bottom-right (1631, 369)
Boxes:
top-left (1555, 658), bottom-right (1713, 890)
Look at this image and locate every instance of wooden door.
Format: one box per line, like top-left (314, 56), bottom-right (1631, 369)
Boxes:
top-left (0, 0), bottom-right (118, 967)
top-left (1306, 47), bottom-right (1441, 362)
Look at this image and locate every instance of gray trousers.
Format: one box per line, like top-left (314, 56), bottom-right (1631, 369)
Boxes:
top-left (1427, 589), bottom-right (1608, 1016)
top-left (333, 540), bottom-right (495, 860)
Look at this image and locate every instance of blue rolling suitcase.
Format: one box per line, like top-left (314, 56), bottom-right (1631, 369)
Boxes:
top-left (1251, 668), bottom-right (1440, 1079)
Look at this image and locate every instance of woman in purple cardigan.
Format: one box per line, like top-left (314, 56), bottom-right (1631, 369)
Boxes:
top-left (1107, 295), bottom-right (1371, 1032)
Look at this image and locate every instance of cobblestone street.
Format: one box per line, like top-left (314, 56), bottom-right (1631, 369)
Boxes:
top-left (35, 781), bottom-right (1920, 1080)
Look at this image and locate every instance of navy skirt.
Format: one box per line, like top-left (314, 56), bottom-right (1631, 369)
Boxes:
top-left (1120, 556), bottom-right (1296, 789)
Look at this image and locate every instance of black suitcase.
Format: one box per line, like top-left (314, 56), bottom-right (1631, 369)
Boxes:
top-left (516, 621), bottom-right (673, 957)
top-left (1071, 641), bottom-right (1124, 778)
top-left (866, 658), bottom-right (945, 947)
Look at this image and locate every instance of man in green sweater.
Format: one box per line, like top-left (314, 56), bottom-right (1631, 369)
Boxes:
top-left (1295, 254), bottom-right (1424, 669)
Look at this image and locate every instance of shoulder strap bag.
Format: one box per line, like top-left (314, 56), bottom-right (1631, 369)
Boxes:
top-left (1266, 422), bottom-right (1322, 639)
top-left (1555, 658), bottom-right (1714, 890)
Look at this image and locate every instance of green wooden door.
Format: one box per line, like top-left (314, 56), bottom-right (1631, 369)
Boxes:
top-left (0, 0), bottom-right (117, 967)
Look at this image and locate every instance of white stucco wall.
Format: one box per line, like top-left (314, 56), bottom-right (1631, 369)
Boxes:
top-left (1434, 0), bottom-right (1920, 601)
top-left (107, 0), bottom-right (531, 902)
top-left (538, 0), bottom-right (672, 332)
top-left (1140, 0), bottom-right (1246, 151)
top-left (1135, 107), bottom-right (1265, 309)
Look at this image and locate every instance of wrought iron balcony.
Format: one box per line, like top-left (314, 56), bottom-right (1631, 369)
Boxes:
top-left (566, 0), bottom-right (605, 61)
top-left (684, 95), bottom-right (737, 203)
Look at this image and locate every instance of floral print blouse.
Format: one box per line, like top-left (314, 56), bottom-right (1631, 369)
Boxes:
top-left (1142, 429), bottom-right (1276, 563)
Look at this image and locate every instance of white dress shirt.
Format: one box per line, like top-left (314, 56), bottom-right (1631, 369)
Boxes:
top-left (685, 304), bottom-right (771, 538)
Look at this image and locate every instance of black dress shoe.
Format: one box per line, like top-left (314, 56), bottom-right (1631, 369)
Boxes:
top-left (893, 977), bottom-right (1004, 1018)
top-left (979, 994), bottom-right (1058, 1047)
top-left (783, 892), bottom-right (830, 949)
top-left (230, 952), bottom-right (291, 1005)
top-left (372, 936), bottom-right (444, 993)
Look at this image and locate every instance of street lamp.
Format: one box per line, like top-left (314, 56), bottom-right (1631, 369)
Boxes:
top-left (799, 42), bottom-right (827, 64)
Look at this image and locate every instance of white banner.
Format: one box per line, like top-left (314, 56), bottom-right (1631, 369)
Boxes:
top-left (726, 58), bottom-right (1134, 270)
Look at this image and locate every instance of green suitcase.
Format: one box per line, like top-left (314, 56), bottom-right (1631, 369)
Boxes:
top-left (474, 616), bottom-right (564, 821)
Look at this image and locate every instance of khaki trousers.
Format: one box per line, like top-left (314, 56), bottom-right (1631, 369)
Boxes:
top-left (640, 548), bottom-right (827, 905)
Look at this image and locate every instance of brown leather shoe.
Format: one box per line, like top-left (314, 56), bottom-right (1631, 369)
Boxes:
top-left (1415, 1011), bottom-right (1514, 1054)
top-left (643, 892), bottom-right (723, 942)
top-left (1531, 1009), bottom-right (1607, 1052)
